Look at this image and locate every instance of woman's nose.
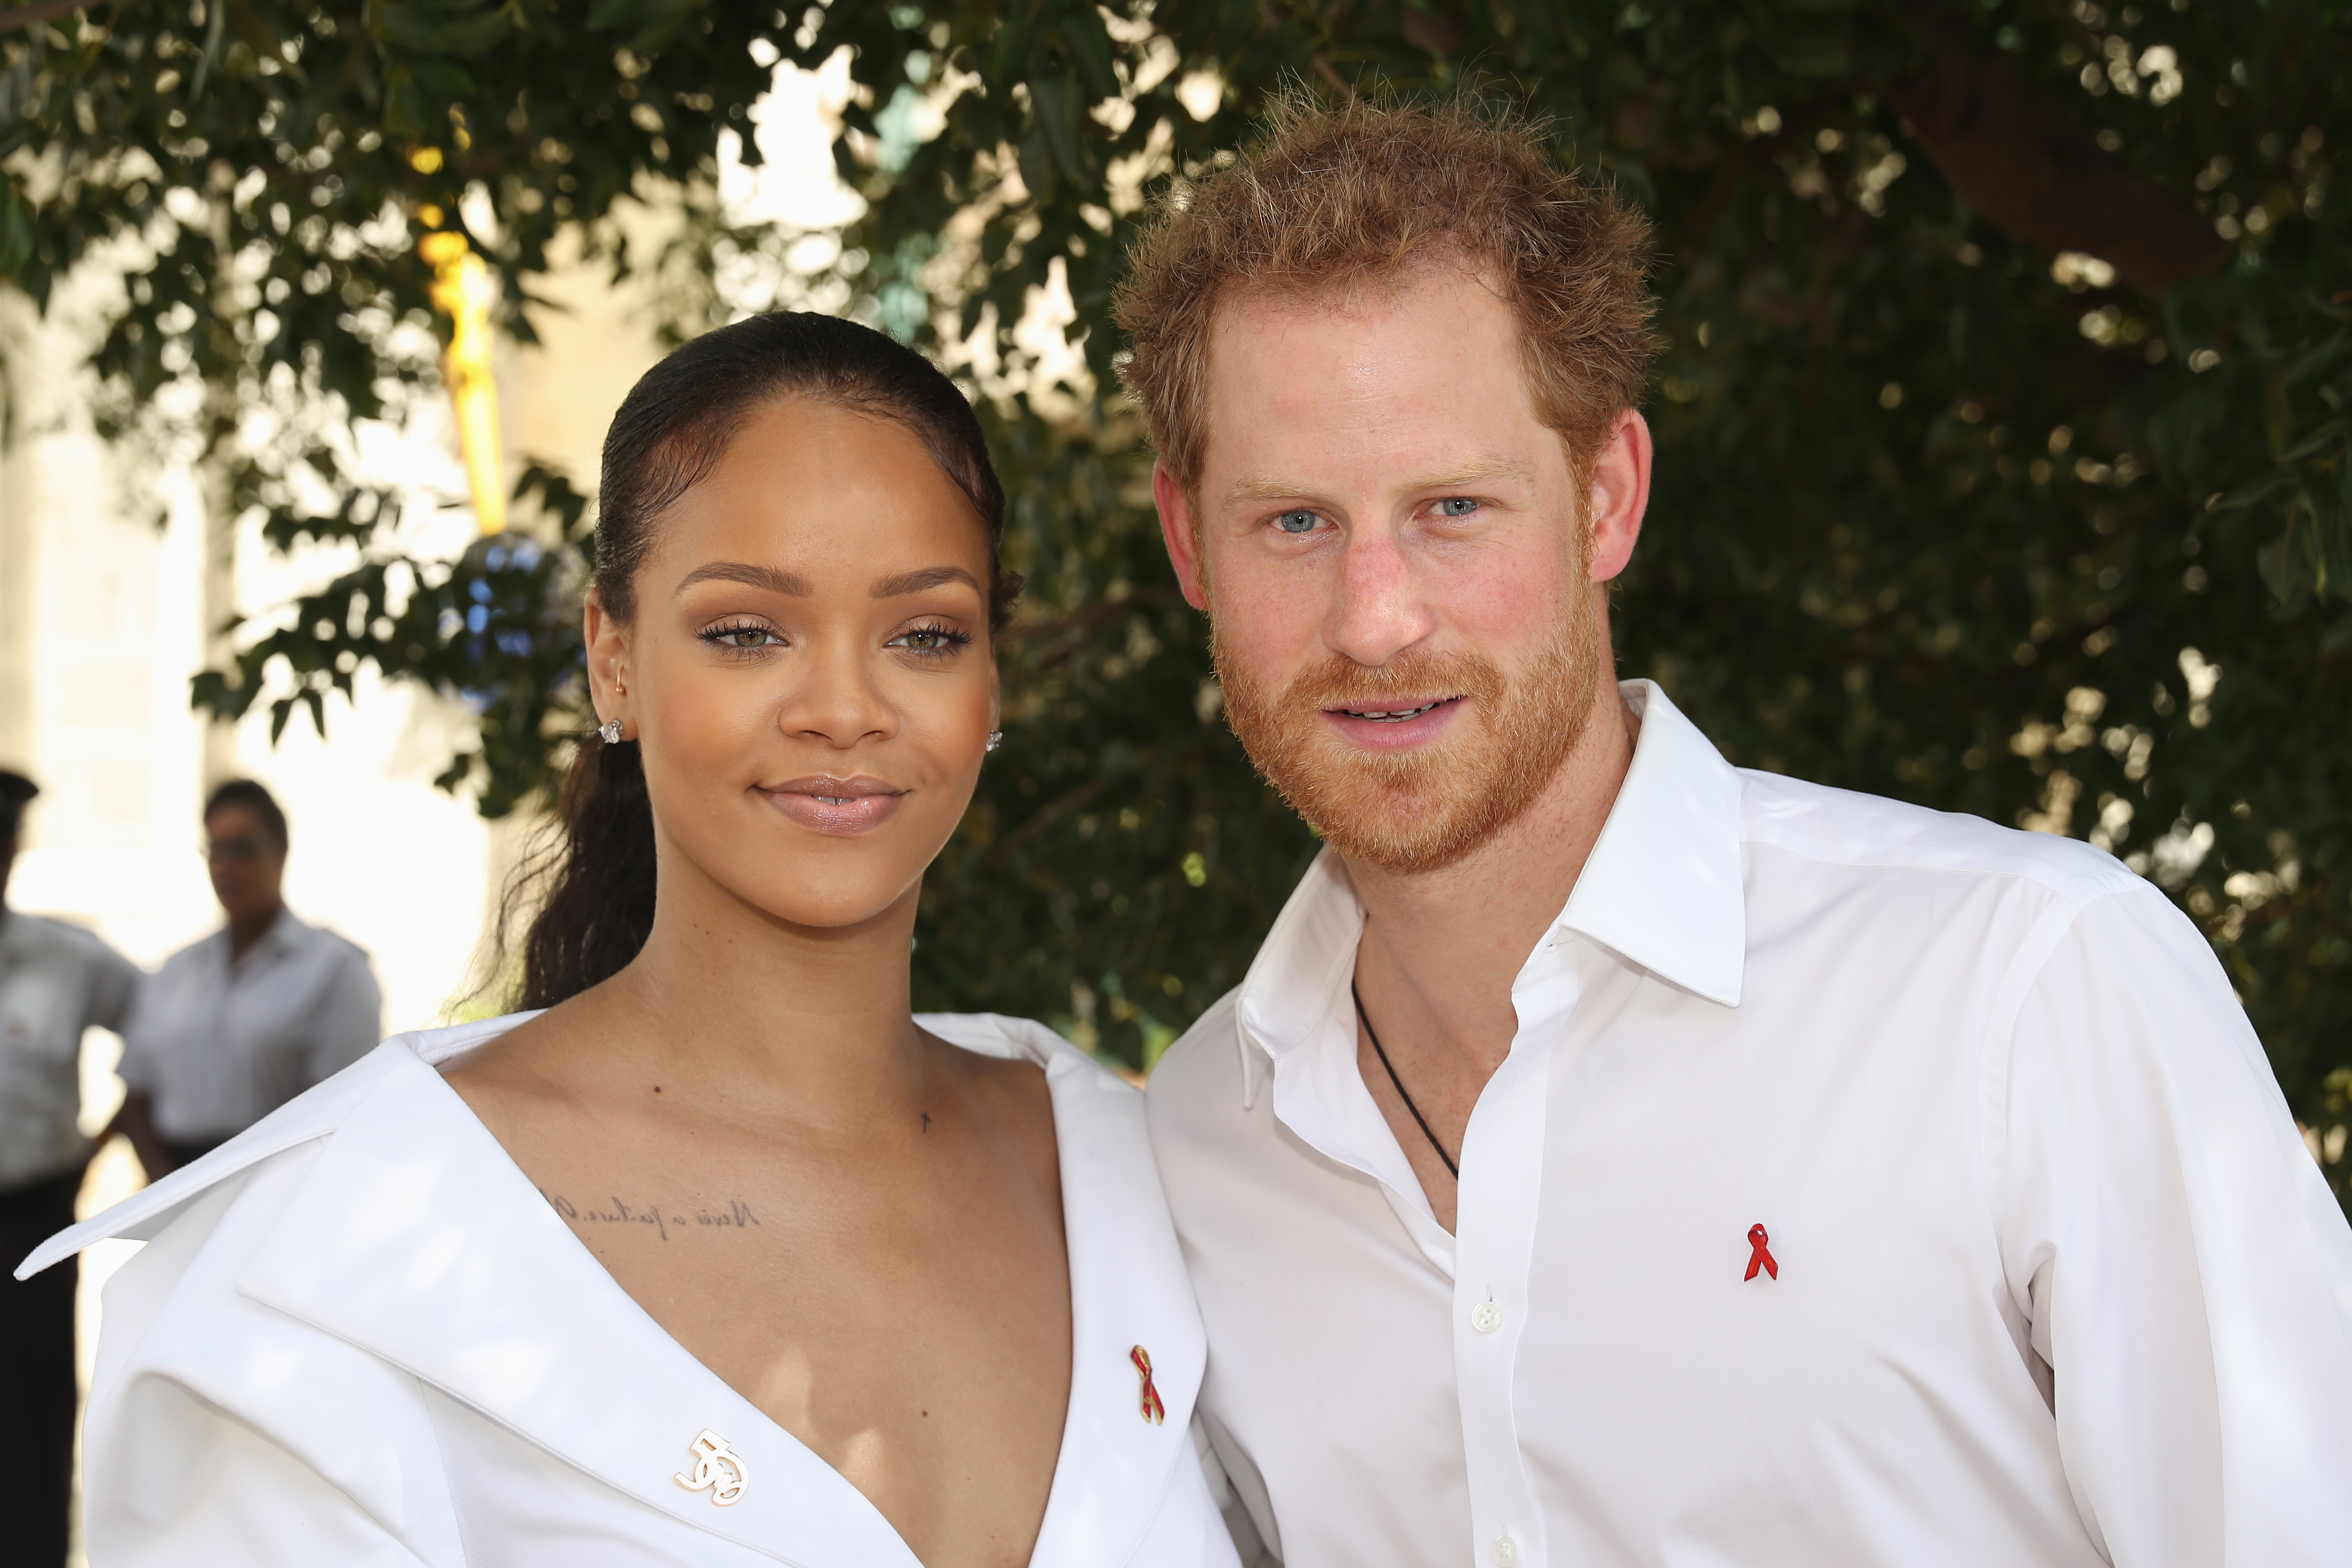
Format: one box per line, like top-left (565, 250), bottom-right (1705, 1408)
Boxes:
top-left (779, 638), bottom-right (898, 749)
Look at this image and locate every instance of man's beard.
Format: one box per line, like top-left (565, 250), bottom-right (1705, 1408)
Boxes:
top-left (1216, 588), bottom-right (1608, 877)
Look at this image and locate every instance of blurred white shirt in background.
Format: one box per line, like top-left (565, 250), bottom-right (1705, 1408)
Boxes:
top-left (120, 907), bottom-right (380, 1145)
top-left (0, 912), bottom-right (141, 1189)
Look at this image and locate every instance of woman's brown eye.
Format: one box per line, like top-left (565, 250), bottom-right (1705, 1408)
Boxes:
top-left (890, 623), bottom-right (971, 655)
top-left (700, 623), bottom-right (779, 651)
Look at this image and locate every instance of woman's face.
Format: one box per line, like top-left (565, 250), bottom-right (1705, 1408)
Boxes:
top-left (588, 398), bottom-right (998, 934)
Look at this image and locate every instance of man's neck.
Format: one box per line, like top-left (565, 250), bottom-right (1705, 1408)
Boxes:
top-left (1345, 682), bottom-right (1639, 1077)
top-left (228, 902), bottom-right (282, 964)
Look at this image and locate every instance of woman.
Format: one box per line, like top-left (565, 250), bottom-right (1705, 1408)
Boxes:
top-left (21, 314), bottom-right (1241, 1568)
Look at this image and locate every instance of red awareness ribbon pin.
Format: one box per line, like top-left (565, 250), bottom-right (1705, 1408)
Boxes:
top-left (1744, 1223), bottom-right (1778, 1281)
top-left (1130, 1345), bottom-right (1166, 1425)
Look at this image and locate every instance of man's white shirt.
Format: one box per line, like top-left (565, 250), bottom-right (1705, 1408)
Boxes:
top-left (1148, 679), bottom-right (2352, 1568)
top-left (119, 906), bottom-right (380, 1143)
top-left (0, 910), bottom-right (141, 1189)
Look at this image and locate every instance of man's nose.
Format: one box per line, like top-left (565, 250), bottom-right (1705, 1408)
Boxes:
top-left (1323, 522), bottom-right (1436, 669)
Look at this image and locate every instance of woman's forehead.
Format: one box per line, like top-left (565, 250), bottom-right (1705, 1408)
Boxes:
top-left (651, 402), bottom-right (990, 580)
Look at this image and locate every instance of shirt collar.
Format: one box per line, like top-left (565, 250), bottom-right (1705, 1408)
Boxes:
top-left (1232, 679), bottom-right (1747, 1106)
top-left (227, 1015), bottom-right (1200, 1568)
top-left (209, 904), bottom-right (302, 971)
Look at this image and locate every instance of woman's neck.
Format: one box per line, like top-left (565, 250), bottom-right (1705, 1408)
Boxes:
top-left (592, 871), bottom-right (932, 1131)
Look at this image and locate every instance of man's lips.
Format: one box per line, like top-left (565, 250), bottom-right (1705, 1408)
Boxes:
top-left (1320, 694), bottom-right (1468, 749)
top-left (757, 775), bottom-right (908, 835)
top-left (1329, 697), bottom-right (1460, 722)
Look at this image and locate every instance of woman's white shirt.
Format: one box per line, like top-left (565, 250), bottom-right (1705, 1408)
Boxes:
top-left (21, 1011), bottom-right (1241, 1568)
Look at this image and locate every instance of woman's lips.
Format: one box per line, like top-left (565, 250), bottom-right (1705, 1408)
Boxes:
top-left (758, 776), bottom-right (908, 835)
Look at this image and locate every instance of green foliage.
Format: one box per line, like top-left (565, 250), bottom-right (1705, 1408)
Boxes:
top-left (0, 0), bottom-right (789, 794)
top-left (794, 0), bottom-right (2352, 1203)
top-left (189, 463), bottom-right (595, 818)
top-left (11, 2), bottom-right (2350, 1201)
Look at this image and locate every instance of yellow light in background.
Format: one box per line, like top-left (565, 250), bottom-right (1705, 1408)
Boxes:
top-left (420, 226), bottom-right (505, 536)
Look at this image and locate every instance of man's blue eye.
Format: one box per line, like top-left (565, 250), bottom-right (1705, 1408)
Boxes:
top-left (1436, 497), bottom-right (1479, 518)
top-left (1277, 510), bottom-right (1319, 533)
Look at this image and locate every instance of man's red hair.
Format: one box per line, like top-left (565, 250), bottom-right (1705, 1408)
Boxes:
top-left (1113, 91), bottom-right (1657, 492)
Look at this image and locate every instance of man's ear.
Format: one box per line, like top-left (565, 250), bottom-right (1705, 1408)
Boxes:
top-left (1586, 408), bottom-right (1653, 584)
top-left (1153, 464), bottom-right (1210, 611)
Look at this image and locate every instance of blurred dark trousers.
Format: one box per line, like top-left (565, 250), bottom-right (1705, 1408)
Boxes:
top-left (0, 1169), bottom-right (81, 1568)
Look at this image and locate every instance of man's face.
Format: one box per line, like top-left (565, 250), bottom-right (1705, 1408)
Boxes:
top-left (205, 803), bottom-right (287, 925)
top-left (1155, 263), bottom-right (1647, 875)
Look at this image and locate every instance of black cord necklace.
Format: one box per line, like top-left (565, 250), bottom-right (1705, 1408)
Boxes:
top-left (1351, 980), bottom-right (1458, 1179)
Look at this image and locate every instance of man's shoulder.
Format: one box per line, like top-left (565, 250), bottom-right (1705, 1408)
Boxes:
top-left (1146, 985), bottom-right (1249, 1134)
top-left (4, 910), bottom-right (122, 966)
top-left (278, 911), bottom-right (373, 968)
top-left (1735, 768), bottom-right (2144, 910)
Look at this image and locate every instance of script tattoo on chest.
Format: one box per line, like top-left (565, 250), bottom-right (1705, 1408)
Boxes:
top-left (539, 1190), bottom-right (762, 1243)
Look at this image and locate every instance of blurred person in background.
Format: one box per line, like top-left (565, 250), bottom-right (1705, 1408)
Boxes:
top-left (0, 769), bottom-right (143, 1568)
top-left (108, 779), bottom-right (379, 1176)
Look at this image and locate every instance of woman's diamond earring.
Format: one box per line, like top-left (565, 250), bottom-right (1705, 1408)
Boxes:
top-left (986, 730), bottom-right (1003, 753)
top-left (598, 719), bottom-right (623, 745)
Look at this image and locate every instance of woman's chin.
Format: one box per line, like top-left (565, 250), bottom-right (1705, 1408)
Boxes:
top-left (708, 867), bottom-right (928, 937)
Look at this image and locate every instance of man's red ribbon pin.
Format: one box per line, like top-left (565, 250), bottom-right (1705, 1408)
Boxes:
top-left (1130, 1345), bottom-right (1166, 1425)
top-left (1744, 1223), bottom-right (1778, 1281)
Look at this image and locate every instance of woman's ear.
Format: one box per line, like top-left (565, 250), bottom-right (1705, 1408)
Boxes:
top-left (585, 587), bottom-right (632, 727)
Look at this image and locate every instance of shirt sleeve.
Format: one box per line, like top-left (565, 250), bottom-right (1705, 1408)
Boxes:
top-left (86, 938), bottom-right (145, 1037)
top-left (114, 971), bottom-right (163, 1095)
top-left (303, 945), bottom-right (383, 1089)
top-left (90, 1377), bottom-right (438, 1568)
top-left (1994, 880), bottom-right (2352, 1567)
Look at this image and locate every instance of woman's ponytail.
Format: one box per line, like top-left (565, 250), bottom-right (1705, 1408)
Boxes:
top-left (512, 731), bottom-right (658, 1009)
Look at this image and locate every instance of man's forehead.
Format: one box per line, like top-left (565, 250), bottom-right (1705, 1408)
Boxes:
top-left (1208, 256), bottom-right (1510, 339)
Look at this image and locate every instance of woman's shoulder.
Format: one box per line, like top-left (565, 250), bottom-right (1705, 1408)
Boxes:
top-left (917, 1010), bottom-right (1141, 1086)
top-left (917, 1010), bottom-right (1157, 1145)
top-left (19, 1015), bottom-right (529, 1281)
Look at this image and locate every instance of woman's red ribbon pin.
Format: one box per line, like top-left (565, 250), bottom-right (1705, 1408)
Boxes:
top-left (1130, 1345), bottom-right (1166, 1425)
top-left (1744, 1223), bottom-right (1778, 1281)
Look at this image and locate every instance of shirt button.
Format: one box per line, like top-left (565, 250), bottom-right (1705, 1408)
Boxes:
top-left (1471, 1300), bottom-right (1502, 1334)
top-left (1493, 1535), bottom-right (1519, 1566)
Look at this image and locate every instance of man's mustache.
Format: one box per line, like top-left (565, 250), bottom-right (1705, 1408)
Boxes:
top-left (1247, 646), bottom-right (1507, 717)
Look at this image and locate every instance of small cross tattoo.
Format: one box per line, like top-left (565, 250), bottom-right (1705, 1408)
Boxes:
top-left (920, 1112), bottom-right (932, 1134)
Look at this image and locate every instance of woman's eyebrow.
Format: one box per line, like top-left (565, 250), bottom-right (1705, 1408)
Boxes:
top-left (871, 566), bottom-right (981, 598)
top-left (672, 562), bottom-right (812, 598)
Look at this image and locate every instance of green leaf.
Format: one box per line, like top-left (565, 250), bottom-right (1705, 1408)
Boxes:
top-left (0, 180), bottom-right (34, 278)
top-left (1055, 3), bottom-right (1121, 105)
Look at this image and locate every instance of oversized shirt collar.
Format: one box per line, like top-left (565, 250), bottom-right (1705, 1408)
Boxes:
top-left (27, 1013), bottom-right (1202, 1568)
top-left (1232, 679), bottom-right (1747, 1111)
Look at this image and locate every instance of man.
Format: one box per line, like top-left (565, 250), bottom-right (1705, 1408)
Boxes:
top-left (0, 770), bottom-right (143, 1566)
top-left (1124, 97), bottom-right (2352, 1568)
top-left (111, 779), bottom-right (380, 1175)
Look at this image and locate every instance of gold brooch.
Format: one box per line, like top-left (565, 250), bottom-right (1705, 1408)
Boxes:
top-left (674, 1428), bottom-right (749, 1506)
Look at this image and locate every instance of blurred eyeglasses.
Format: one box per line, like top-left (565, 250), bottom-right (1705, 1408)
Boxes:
top-left (205, 836), bottom-right (268, 863)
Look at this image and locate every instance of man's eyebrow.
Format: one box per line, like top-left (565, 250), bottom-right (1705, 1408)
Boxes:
top-left (672, 562), bottom-right (812, 598)
top-left (1223, 456), bottom-right (1539, 504)
top-left (871, 566), bottom-right (981, 599)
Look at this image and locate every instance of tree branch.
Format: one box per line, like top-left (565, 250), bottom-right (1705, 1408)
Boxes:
top-left (1888, 9), bottom-right (2227, 294)
top-left (0, 0), bottom-right (88, 32)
